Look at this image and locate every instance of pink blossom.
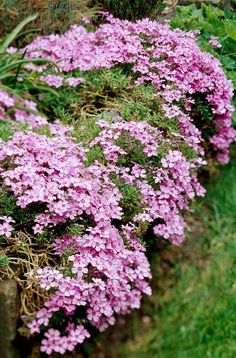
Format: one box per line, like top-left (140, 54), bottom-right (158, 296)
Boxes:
top-left (23, 16), bottom-right (234, 162)
top-left (209, 36), bottom-right (222, 48)
top-left (0, 216), bottom-right (14, 237)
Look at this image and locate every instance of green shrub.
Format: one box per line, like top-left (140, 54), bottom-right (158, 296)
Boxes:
top-left (92, 0), bottom-right (165, 20)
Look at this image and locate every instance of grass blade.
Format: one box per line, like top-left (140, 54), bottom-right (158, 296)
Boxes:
top-left (0, 14), bottom-right (38, 51)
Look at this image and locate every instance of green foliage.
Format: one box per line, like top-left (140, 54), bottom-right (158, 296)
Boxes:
top-left (85, 146), bottom-right (105, 166)
top-left (41, 68), bottom-right (129, 124)
top-left (91, 0), bottom-right (165, 21)
top-left (0, 14), bottom-right (37, 51)
top-left (191, 94), bottom-right (216, 141)
top-left (84, 68), bottom-right (130, 91)
top-left (42, 68), bottom-right (196, 167)
top-left (0, 50), bottom-right (58, 95)
top-left (0, 193), bottom-right (17, 218)
top-left (0, 192), bottom-right (43, 235)
top-left (118, 182), bottom-right (142, 220)
top-left (0, 121), bottom-right (13, 141)
top-left (118, 85), bottom-right (162, 121)
top-left (116, 84), bottom-right (179, 134)
top-left (117, 135), bottom-right (148, 165)
top-left (171, 4), bottom-right (236, 85)
top-left (37, 68), bottom-right (175, 170)
top-left (66, 224), bottom-right (85, 237)
top-left (0, 254), bottom-right (9, 267)
top-left (115, 84), bottom-right (195, 160)
top-left (206, 155), bottom-right (236, 232)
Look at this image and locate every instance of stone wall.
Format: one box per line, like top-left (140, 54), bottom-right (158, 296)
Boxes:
top-left (0, 279), bottom-right (20, 358)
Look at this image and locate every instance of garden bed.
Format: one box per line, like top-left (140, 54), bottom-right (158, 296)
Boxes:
top-left (0, 2), bottom-right (235, 357)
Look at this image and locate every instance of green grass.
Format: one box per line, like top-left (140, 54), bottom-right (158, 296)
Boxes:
top-left (84, 154), bottom-right (236, 358)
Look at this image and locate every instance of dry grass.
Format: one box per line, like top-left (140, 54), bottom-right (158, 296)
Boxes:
top-left (0, 232), bottom-right (56, 316)
top-left (0, 0), bottom-right (98, 43)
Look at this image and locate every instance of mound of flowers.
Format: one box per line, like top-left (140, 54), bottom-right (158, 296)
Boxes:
top-left (25, 13), bottom-right (235, 163)
top-left (0, 13), bottom-right (234, 356)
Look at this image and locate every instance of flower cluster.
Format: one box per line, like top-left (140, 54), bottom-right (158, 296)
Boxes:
top-left (0, 89), bottom-right (47, 129)
top-left (91, 116), bottom-right (163, 161)
top-left (0, 73), bottom-right (84, 130)
top-left (0, 129), bottom-right (123, 234)
top-left (152, 150), bottom-right (206, 244)
top-left (30, 326), bottom-right (90, 355)
top-left (24, 14), bottom-right (235, 162)
top-left (0, 216), bottom-right (14, 237)
top-left (0, 114), bottom-right (206, 244)
top-left (0, 13), bottom-right (234, 356)
top-left (0, 108), bottom-right (221, 353)
top-left (90, 116), bottom-right (206, 245)
top-left (209, 36), bottom-right (222, 48)
top-left (40, 74), bottom-right (85, 88)
top-left (27, 224), bottom-right (151, 355)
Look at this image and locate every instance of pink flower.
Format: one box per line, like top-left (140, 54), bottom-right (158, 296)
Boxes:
top-left (209, 36), bottom-right (222, 48)
top-left (1, 14), bottom-right (233, 355)
top-left (64, 77), bottom-right (85, 87)
top-left (40, 74), bottom-right (63, 88)
top-left (27, 320), bottom-right (41, 334)
top-left (0, 216), bottom-right (14, 237)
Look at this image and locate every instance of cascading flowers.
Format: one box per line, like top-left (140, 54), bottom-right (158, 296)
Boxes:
top-left (0, 12), bottom-right (234, 355)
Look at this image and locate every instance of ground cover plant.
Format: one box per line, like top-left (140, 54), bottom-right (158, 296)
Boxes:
top-left (0, 9), bottom-right (235, 356)
top-left (98, 152), bottom-right (236, 358)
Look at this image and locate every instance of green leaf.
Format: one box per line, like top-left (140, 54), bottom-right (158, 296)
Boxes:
top-left (224, 20), bottom-right (236, 41)
top-left (0, 14), bottom-right (38, 51)
top-left (203, 4), bottom-right (224, 20)
top-left (220, 56), bottom-right (236, 70)
top-left (228, 72), bottom-right (236, 89)
top-left (24, 83), bottom-right (59, 96)
top-left (0, 58), bottom-right (59, 74)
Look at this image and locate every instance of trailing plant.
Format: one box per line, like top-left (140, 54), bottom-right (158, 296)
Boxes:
top-left (25, 13), bottom-right (235, 162)
top-left (0, 11), bottom-right (235, 356)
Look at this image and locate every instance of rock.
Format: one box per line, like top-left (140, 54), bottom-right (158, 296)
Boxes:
top-left (0, 279), bottom-right (20, 358)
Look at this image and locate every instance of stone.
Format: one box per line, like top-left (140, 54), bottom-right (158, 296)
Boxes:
top-left (0, 279), bottom-right (20, 358)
